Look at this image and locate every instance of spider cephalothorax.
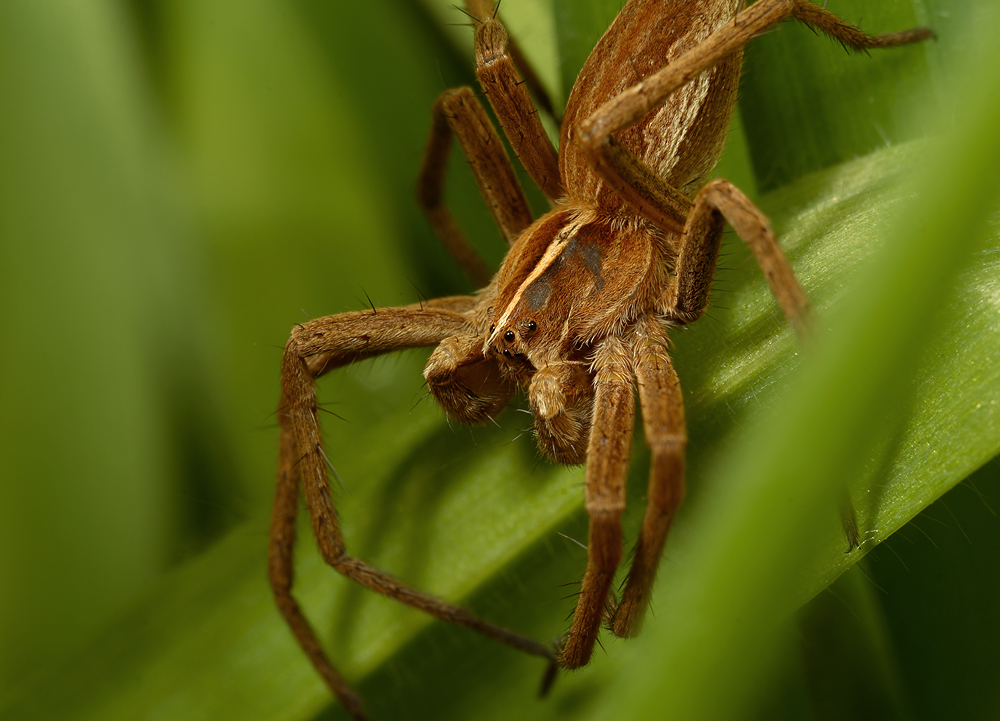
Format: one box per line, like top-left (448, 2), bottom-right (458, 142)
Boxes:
top-left (268, 1), bottom-right (932, 717)
top-left (469, 204), bottom-right (674, 463)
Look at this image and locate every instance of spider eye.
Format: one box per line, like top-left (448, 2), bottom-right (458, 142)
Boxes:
top-left (489, 324), bottom-right (495, 333)
top-left (526, 320), bottom-right (537, 332)
top-left (504, 330), bottom-right (515, 343)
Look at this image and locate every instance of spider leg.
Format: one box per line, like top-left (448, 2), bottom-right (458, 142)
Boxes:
top-left (601, 180), bottom-right (810, 638)
top-left (419, 0), bottom-right (569, 286)
top-left (666, 178), bottom-right (813, 342)
top-left (465, 0), bottom-right (562, 202)
top-left (271, 303), bottom-right (554, 721)
top-left (575, 0), bottom-right (933, 235)
top-left (559, 0), bottom-right (932, 650)
top-left (504, 31), bottom-right (561, 125)
top-left (665, 178), bottom-right (813, 339)
top-left (558, 336), bottom-right (634, 668)
top-left (418, 87), bottom-right (532, 286)
top-left (609, 318), bottom-right (686, 638)
top-left (270, 428), bottom-right (365, 718)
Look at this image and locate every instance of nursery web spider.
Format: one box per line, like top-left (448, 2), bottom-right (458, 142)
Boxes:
top-left (269, 0), bottom-right (932, 717)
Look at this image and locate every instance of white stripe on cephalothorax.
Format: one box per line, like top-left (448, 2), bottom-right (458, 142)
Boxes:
top-left (487, 214), bottom-right (592, 347)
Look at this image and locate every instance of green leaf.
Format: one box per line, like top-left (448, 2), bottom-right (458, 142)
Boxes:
top-left (2, 1), bottom-right (998, 721)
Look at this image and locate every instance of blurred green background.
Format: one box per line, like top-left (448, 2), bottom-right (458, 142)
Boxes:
top-left (1, 0), bottom-right (998, 720)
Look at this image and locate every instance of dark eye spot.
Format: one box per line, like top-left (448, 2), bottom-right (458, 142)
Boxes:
top-left (489, 324), bottom-right (495, 333)
top-left (504, 330), bottom-right (515, 343)
top-left (527, 320), bottom-right (537, 332)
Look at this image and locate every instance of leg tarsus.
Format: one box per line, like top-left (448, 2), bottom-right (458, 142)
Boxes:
top-left (840, 491), bottom-right (861, 551)
top-left (791, 2), bottom-right (935, 50)
top-left (538, 658), bottom-right (560, 698)
top-left (335, 556), bottom-right (555, 662)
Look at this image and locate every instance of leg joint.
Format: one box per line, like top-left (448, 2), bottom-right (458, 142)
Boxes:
top-left (648, 434), bottom-right (686, 456)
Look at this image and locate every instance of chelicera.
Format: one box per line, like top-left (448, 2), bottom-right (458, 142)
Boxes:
top-left (268, 1), bottom-right (932, 717)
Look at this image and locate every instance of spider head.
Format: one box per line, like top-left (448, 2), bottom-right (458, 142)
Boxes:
top-left (483, 208), bottom-right (600, 369)
top-left (486, 317), bottom-right (540, 366)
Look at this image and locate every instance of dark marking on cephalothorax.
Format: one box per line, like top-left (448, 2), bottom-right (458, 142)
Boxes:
top-left (523, 232), bottom-right (606, 313)
top-left (569, 235), bottom-right (604, 290)
top-left (524, 273), bottom-right (551, 310)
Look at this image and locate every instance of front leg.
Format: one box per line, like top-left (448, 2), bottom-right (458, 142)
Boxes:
top-left (465, 0), bottom-right (562, 202)
top-left (272, 304), bottom-right (555, 721)
top-left (418, 87), bottom-right (533, 286)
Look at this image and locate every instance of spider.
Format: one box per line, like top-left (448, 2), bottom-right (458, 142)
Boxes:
top-left (268, 1), bottom-right (932, 717)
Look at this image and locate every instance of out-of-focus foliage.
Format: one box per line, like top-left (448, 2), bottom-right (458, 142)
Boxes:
top-left (1, 1), bottom-right (997, 720)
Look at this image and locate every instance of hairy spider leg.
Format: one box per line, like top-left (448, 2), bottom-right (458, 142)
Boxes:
top-left (271, 302), bottom-right (554, 720)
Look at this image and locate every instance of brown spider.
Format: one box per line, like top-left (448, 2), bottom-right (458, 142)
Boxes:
top-left (268, 1), bottom-right (932, 717)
